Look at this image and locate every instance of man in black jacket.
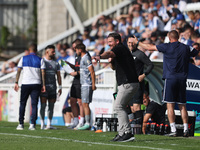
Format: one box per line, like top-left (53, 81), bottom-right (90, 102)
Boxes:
top-left (127, 36), bottom-right (154, 124)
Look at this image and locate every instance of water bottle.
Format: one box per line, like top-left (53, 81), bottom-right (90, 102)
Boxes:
top-left (96, 118), bottom-right (102, 130)
top-left (103, 119), bottom-right (107, 132)
top-left (164, 124), bottom-right (170, 134)
top-left (107, 118), bottom-right (111, 132)
top-left (155, 124), bottom-right (160, 135)
top-left (159, 123), bottom-right (164, 135)
top-left (150, 123), bottom-right (156, 134)
top-left (146, 122), bottom-right (150, 134)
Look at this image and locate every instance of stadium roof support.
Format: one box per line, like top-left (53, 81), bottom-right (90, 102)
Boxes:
top-left (62, 0), bottom-right (84, 34)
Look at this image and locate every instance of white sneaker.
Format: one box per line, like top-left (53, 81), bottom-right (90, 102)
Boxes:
top-left (45, 125), bottom-right (57, 130)
top-left (67, 121), bottom-right (79, 129)
top-left (16, 124), bottom-right (24, 130)
top-left (74, 123), bottom-right (84, 130)
top-left (29, 124), bottom-right (35, 130)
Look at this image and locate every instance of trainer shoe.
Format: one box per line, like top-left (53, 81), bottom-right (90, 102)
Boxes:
top-left (16, 124), bottom-right (24, 130)
top-left (74, 122), bottom-right (84, 130)
top-left (117, 132), bottom-right (135, 142)
top-left (78, 124), bottom-right (90, 130)
top-left (29, 124), bottom-right (35, 130)
top-left (165, 131), bottom-right (177, 137)
top-left (67, 122), bottom-right (79, 129)
top-left (183, 130), bottom-right (189, 137)
top-left (45, 126), bottom-right (57, 130)
top-left (110, 134), bottom-right (121, 142)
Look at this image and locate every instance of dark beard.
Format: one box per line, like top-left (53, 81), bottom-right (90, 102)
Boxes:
top-left (50, 55), bottom-right (56, 60)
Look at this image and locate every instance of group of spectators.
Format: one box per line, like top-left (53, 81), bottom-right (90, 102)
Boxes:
top-left (72, 0), bottom-right (200, 67)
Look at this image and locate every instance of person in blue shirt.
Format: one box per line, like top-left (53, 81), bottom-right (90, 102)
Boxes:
top-left (132, 30), bottom-right (199, 137)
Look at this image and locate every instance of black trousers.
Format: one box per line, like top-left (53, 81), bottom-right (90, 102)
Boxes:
top-left (19, 84), bottom-right (41, 125)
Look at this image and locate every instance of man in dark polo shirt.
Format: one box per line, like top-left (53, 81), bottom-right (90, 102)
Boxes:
top-left (94, 33), bottom-right (139, 142)
top-left (132, 30), bottom-right (199, 137)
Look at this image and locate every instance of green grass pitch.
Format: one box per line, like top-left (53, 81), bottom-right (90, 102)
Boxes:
top-left (0, 121), bottom-right (200, 150)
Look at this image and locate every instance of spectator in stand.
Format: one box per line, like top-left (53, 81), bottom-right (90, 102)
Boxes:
top-left (142, 11), bottom-right (165, 39)
top-left (1, 61), bottom-right (17, 76)
top-left (93, 15), bottom-right (107, 38)
top-left (93, 37), bottom-right (104, 56)
top-left (150, 32), bottom-right (162, 45)
top-left (89, 25), bottom-right (98, 41)
top-left (55, 43), bottom-right (63, 59)
top-left (131, 10), bottom-right (145, 38)
top-left (176, 13), bottom-right (188, 29)
top-left (82, 33), bottom-right (90, 49)
top-left (187, 11), bottom-right (197, 28)
top-left (104, 23), bottom-right (115, 38)
top-left (158, 0), bottom-right (173, 24)
top-left (142, 91), bottom-right (166, 134)
top-left (141, 0), bottom-right (149, 18)
top-left (180, 26), bottom-right (194, 46)
top-left (57, 49), bottom-right (68, 62)
top-left (193, 43), bottom-right (200, 67)
top-left (194, 11), bottom-right (200, 34)
top-left (117, 17), bottom-right (127, 35)
top-left (148, 0), bottom-right (157, 13)
top-left (125, 15), bottom-right (133, 36)
top-left (164, 8), bottom-right (180, 31)
top-left (128, 2), bottom-right (142, 15)
top-left (63, 43), bottom-right (70, 51)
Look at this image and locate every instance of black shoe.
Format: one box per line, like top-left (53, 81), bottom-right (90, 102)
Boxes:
top-left (117, 132), bottom-right (135, 142)
top-left (110, 134), bottom-right (121, 142)
top-left (165, 131), bottom-right (177, 137)
top-left (183, 130), bottom-right (189, 137)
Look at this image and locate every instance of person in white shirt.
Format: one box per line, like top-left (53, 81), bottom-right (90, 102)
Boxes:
top-left (15, 43), bottom-right (46, 130)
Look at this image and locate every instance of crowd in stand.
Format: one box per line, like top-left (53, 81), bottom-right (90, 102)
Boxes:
top-left (1, 0), bottom-right (200, 76)
top-left (75, 0), bottom-right (200, 67)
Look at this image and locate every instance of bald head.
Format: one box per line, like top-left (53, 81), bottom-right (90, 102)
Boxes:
top-left (168, 30), bottom-right (179, 41)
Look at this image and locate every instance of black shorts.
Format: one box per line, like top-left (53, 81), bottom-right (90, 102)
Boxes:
top-left (70, 84), bottom-right (81, 99)
top-left (62, 107), bottom-right (72, 114)
top-left (163, 78), bottom-right (186, 104)
top-left (40, 85), bottom-right (56, 99)
top-left (129, 82), bottom-right (144, 105)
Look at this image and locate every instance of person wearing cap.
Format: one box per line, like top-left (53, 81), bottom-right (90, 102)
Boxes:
top-left (176, 13), bottom-right (188, 29)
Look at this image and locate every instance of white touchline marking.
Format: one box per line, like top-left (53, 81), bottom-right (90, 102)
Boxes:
top-left (0, 133), bottom-right (171, 150)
